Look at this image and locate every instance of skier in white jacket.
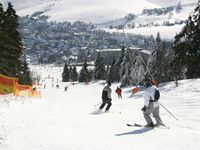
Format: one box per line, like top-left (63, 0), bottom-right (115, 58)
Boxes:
top-left (141, 80), bottom-right (163, 127)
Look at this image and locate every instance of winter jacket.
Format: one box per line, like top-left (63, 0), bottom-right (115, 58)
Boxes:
top-left (115, 88), bottom-right (122, 94)
top-left (144, 86), bottom-right (159, 107)
top-left (102, 85), bottom-right (112, 100)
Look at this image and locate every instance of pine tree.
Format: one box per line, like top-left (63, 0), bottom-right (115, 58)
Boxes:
top-left (176, 2), bottom-right (182, 13)
top-left (18, 60), bottom-right (32, 85)
top-left (161, 42), bottom-right (174, 82)
top-left (79, 60), bottom-right (91, 83)
top-left (106, 65), bottom-right (110, 78)
top-left (107, 57), bottom-right (115, 82)
top-left (62, 63), bottom-right (70, 82)
top-left (71, 66), bottom-right (78, 82)
top-left (0, 2), bottom-right (23, 78)
top-left (0, 2), bottom-right (10, 75)
top-left (148, 32), bottom-right (168, 83)
top-left (0, 2), bottom-right (3, 28)
top-left (3, 3), bottom-right (21, 44)
top-left (120, 47), bottom-right (146, 86)
top-left (69, 66), bottom-right (72, 81)
top-left (120, 47), bottom-right (134, 87)
top-left (114, 46), bottom-right (125, 82)
top-left (130, 53), bottom-right (145, 85)
top-left (93, 53), bottom-right (106, 80)
top-left (173, 1), bottom-right (200, 79)
top-left (0, 2), bottom-right (32, 84)
top-left (188, 1), bottom-right (200, 78)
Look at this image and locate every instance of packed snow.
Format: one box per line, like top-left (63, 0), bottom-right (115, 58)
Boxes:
top-left (0, 65), bottom-right (200, 150)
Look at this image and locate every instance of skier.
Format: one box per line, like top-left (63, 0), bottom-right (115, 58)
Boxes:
top-left (115, 87), bottom-right (122, 99)
top-left (141, 79), bottom-right (163, 128)
top-left (44, 83), bottom-right (46, 89)
top-left (64, 85), bottom-right (69, 91)
top-left (99, 82), bottom-right (112, 112)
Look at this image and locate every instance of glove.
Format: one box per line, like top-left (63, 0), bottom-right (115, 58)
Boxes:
top-left (141, 106), bottom-right (147, 112)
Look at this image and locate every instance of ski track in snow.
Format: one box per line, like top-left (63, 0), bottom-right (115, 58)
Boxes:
top-left (0, 65), bottom-right (200, 150)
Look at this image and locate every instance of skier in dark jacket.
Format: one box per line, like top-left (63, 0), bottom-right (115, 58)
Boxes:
top-left (99, 82), bottom-right (112, 112)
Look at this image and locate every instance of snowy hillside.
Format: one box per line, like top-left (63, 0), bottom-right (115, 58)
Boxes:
top-left (105, 24), bottom-right (185, 40)
top-left (2, 0), bottom-right (159, 23)
top-left (99, 0), bottom-right (197, 40)
top-left (2, 0), bottom-right (198, 40)
top-left (146, 0), bottom-right (196, 7)
top-left (2, 0), bottom-right (56, 16)
top-left (0, 65), bottom-right (200, 150)
top-left (1, 0), bottom-right (196, 23)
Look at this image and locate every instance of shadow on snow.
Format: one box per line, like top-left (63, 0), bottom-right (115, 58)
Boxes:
top-left (115, 128), bottom-right (153, 136)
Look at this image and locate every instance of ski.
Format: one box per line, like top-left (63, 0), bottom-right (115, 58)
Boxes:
top-left (127, 123), bottom-right (170, 129)
top-left (126, 123), bottom-right (146, 127)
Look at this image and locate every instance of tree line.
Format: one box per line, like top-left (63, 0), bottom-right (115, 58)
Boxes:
top-left (0, 2), bottom-right (32, 85)
top-left (142, 2), bottom-right (182, 16)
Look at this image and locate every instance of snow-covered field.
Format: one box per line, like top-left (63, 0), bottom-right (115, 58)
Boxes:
top-left (0, 65), bottom-right (200, 150)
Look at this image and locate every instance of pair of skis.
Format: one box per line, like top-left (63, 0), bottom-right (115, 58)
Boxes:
top-left (127, 123), bottom-right (170, 129)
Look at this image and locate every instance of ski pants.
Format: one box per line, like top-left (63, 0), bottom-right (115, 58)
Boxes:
top-left (99, 99), bottom-right (112, 111)
top-left (117, 93), bottom-right (122, 99)
top-left (143, 102), bottom-right (162, 124)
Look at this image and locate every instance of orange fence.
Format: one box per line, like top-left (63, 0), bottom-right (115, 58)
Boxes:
top-left (0, 74), bottom-right (41, 97)
top-left (0, 74), bottom-right (18, 94)
top-left (131, 87), bottom-right (139, 94)
top-left (151, 80), bottom-right (158, 86)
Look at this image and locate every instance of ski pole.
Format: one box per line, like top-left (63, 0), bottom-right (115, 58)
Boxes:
top-left (160, 103), bottom-right (178, 120)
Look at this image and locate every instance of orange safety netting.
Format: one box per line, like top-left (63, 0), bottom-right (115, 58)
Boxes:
top-left (151, 80), bottom-right (158, 86)
top-left (0, 74), bottom-right (18, 94)
top-left (15, 83), bottom-right (41, 97)
top-left (0, 74), bottom-right (41, 97)
top-left (131, 87), bottom-right (139, 94)
top-left (14, 83), bottom-right (31, 96)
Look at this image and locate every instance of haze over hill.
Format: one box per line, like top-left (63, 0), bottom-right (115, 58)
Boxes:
top-left (2, 0), bottom-right (197, 23)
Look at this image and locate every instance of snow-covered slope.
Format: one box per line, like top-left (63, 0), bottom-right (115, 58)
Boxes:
top-left (0, 65), bottom-right (200, 150)
top-left (2, 0), bottom-right (160, 23)
top-left (2, 0), bottom-right (198, 40)
top-left (44, 0), bottom-right (159, 23)
top-left (105, 24), bottom-right (185, 40)
top-left (2, 0), bottom-right (197, 23)
top-left (146, 0), bottom-right (197, 7)
top-left (99, 0), bottom-right (197, 40)
top-left (2, 0), bottom-right (57, 16)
